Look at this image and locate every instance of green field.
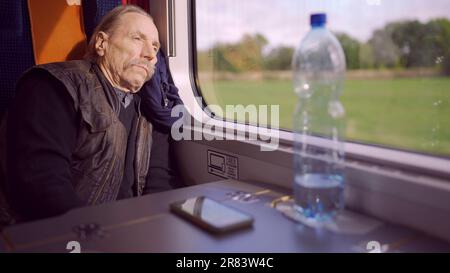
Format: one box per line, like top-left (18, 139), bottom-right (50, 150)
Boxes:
top-left (199, 77), bottom-right (450, 157)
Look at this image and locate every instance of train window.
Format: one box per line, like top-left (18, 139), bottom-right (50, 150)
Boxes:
top-left (194, 0), bottom-right (450, 157)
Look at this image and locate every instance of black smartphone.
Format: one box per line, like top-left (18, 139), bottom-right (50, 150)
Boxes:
top-left (170, 196), bottom-right (254, 234)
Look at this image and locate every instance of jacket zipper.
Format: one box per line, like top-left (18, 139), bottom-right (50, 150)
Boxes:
top-left (162, 82), bottom-right (169, 108)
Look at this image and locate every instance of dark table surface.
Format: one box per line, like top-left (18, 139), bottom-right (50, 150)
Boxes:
top-left (1, 179), bottom-right (449, 253)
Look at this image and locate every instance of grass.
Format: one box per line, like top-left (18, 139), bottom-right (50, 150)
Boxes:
top-left (198, 77), bottom-right (450, 157)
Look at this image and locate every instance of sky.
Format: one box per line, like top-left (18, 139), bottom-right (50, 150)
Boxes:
top-left (196, 0), bottom-right (450, 50)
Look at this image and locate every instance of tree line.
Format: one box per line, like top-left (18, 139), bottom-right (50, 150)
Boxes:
top-left (198, 18), bottom-right (450, 75)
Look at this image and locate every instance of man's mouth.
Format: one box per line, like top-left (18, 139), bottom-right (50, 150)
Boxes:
top-left (134, 64), bottom-right (149, 75)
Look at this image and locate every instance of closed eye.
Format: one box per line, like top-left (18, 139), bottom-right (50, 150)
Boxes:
top-left (153, 42), bottom-right (160, 53)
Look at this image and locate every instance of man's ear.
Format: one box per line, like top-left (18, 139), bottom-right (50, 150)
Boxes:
top-left (95, 31), bottom-right (109, 57)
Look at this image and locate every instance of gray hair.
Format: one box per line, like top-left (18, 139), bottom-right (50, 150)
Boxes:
top-left (84, 5), bottom-right (153, 62)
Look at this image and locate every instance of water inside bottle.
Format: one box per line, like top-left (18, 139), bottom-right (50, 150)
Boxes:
top-left (294, 173), bottom-right (344, 222)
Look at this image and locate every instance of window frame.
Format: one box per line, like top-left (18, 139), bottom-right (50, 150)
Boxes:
top-left (187, 0), bottom-right (450, 179)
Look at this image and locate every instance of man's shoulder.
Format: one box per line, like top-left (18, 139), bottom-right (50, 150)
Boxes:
top-left (34, 60), bottom-right (94, 76)
top-left (20, 60), bottom-right (97, 91)
top-left (18, 60), bottom-right (99, 109)
top-left (19, 60), bottom-right (94, 83)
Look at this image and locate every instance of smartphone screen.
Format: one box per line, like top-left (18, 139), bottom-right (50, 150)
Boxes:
top-left (170, 196), bottom-right (254, 233)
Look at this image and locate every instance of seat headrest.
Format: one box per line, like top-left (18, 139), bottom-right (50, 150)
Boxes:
top-left (28, 0), bottom-right (87, 64)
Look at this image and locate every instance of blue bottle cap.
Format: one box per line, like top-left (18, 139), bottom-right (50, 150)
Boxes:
top-left (311, 13), bottom-right (327, 27)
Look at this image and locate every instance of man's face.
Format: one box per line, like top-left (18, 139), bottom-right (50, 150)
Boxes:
top-left (96, 13), bottom-right (160, 92)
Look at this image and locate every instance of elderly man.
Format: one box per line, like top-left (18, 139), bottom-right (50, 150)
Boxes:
top-left (0, 5), bottom-right (170, 224)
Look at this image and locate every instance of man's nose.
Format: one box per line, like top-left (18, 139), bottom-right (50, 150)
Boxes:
top-left (142, 42), bottom-right (157, 61)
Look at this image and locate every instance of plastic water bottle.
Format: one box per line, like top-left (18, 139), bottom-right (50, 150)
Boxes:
top-left (292, 13), bottom-right (346, 223)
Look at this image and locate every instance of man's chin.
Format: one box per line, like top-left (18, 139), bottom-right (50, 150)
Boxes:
top-left (124, 79), bottom-right (145, 93)
top-left (123, 71), bottom-right (155, 92)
